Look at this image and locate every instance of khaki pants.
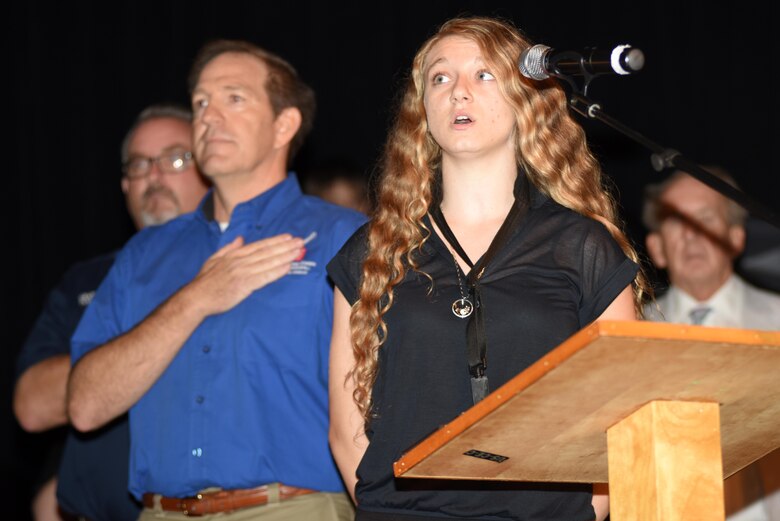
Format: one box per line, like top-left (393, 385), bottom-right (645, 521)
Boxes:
top-left (138, 491), bottom-right (354, 521)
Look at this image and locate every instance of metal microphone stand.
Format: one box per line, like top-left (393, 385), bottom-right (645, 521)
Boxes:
top-left (553, 67), bottom-right (780, 230)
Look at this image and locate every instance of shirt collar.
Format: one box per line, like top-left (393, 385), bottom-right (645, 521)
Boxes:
top-left (667, 274), bottom-right (743, 325)
top-left (195, 172), bottom-right (303, 226)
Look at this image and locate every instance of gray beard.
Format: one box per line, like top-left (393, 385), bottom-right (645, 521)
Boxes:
top-left (140, 186), bottom-right (181, 227)
top-left (140, 207), bottom-right (180, 227)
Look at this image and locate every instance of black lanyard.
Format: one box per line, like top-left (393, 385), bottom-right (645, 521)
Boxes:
top-left (429, 173), bottom-right (530, 404)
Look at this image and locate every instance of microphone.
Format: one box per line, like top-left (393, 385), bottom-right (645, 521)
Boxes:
top-left (519, 44), bottom-right (645, 81)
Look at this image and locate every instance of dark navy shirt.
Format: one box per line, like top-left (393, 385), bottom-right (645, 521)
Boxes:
top-left (72, 174), bottom-right (367, 500)
top-left (15, 251), bottom-right (141, 521)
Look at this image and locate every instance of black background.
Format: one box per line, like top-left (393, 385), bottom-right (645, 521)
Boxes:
top-left (7, 2), bottom-right (779, 518)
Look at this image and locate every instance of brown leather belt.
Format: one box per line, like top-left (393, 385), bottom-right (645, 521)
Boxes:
top-left (142, 484), bottom-right (316, 516)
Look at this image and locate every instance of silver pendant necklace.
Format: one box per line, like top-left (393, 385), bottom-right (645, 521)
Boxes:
top-left (451, 256), bottom-right (473, 319)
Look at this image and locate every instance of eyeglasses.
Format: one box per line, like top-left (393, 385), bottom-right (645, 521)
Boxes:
top-left (122, 150), bottom-right (194, 180)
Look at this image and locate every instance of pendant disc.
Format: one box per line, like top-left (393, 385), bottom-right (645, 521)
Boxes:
top-left (452, 298), bottom-right (474, 318)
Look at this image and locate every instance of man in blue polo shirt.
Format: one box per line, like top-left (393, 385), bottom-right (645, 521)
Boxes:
top-left (13, 103), bottom-right (209, 521)
top-left (67, 40), bottom-right (366, 520)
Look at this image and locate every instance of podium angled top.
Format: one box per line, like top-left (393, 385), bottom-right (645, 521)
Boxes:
top-left (393, 320), bottom-right (780, 484)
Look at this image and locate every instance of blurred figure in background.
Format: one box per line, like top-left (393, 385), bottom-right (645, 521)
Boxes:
top-left (302, 160), bottom-right (372, 215)
top-left (642, 167), bottom-right (780, 328)
top-left (13, 103), bottom-right (209, 521)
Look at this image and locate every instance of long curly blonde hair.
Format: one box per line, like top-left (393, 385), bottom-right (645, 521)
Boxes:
top-left (350, 16), bottom-right (648, 422)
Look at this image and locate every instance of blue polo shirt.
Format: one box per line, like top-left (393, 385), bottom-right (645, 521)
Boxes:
top-left (71, 174), bottom-right (366, 500)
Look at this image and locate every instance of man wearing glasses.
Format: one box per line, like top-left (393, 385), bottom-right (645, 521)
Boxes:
top-left (13, 103), bottom-right (209, 521)
top-left (120, 110), bottom-right (209, 230)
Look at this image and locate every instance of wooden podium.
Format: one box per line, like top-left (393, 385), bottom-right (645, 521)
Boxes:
top-left (393, 321), bottom-right (780, 520)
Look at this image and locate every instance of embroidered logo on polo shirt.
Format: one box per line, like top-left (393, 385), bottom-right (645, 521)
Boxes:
top-left (290, 231), bottom-right (317, 276)
top-left (290, 260), bottom-right (316, 275)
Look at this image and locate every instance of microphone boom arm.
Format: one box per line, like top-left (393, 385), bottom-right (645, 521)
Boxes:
top-left (568, 93), bottom-right (780, 230)
top-left (551, 51), bottom-right (601, 97)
